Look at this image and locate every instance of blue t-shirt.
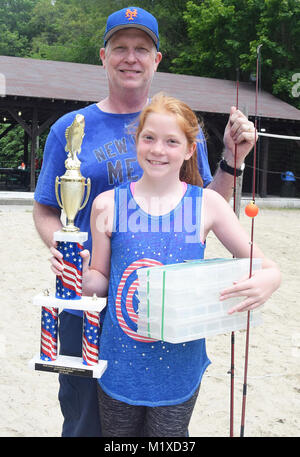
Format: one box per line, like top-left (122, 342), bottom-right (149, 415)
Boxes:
top-left (98, 183), bottom-right (211, 406)
top-left (34, 103), bottom-right (212, 316)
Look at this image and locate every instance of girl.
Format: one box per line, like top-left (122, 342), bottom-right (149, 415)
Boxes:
top-left (52, 93), bottom-right (281, 437)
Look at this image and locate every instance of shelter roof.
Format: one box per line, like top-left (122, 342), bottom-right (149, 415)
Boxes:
top-left (1, 55), bottom-right (300, 121)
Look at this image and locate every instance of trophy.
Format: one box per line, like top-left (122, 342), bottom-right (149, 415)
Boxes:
top-left (55, 114), bottom-right (90, 232)
top-left (29, 114), bottom-right (107, 378)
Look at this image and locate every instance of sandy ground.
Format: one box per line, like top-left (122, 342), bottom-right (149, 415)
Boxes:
top-left (0, 204), bottom-right (299, 437)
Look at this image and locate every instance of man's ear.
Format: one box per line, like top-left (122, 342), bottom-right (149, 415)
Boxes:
top-left (99, 48), bottom-right (106, 67)
top-left (154, 52), bottom-right (162, 71)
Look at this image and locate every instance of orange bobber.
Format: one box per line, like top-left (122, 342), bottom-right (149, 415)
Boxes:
top-left (245, 201), bottom-right (259, 218)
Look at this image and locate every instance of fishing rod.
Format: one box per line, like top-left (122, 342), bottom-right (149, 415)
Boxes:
top-left (240, 44), bottom-right (262, 437)
top-left (230, 68), bottom-right (239, 438)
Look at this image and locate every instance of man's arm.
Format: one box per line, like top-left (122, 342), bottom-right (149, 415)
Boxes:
top-left (207, 165), bottom-right (238, 201)
top-left (33, 201), bottom-right (62, 248)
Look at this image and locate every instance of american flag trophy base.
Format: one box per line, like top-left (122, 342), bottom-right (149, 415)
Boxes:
top-left (29, 114), bottom-right (108, 379)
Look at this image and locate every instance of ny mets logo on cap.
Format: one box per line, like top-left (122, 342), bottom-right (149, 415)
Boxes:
top-left (125, 8), bottom-right (138, 21)
top-left (104, 6), bottom-right (160, 50)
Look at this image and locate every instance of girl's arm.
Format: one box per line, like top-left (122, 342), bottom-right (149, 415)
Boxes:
top-left (81, 190), bottom-right (115, 298)
top-left (203, 189), bottom-right (281, 313)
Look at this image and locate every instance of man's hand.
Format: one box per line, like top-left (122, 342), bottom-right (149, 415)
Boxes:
top-left (223, 106), bottom-right (256, 168)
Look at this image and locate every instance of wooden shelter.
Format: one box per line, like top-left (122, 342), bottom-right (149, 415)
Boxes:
top-left (1, 55), bottom-right (300, 193)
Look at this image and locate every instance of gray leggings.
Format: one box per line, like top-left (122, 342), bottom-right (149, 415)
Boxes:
top-left (97, 383), bottom-right (200, 437)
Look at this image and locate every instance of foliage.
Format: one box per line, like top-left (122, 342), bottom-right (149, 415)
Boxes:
top-left (246, 0), bottom-right (300, 108)
top-left (0, 125), bottom-right (47, 168)
top-left (28, 0), bottom-right (107, 64)
top-left (1, 0), bottom-right (299, 106)
top-left (172, 0), bottom-right (300, 109)
top-left (0, 0), bottom-right (37, 56)
top-left (1, 0), bottom-right (300, 168)
top-left (0, 125), bottom-right (24, 168)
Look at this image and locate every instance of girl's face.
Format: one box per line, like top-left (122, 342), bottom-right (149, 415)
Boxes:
top-left (137, 111), bottom-right (194, 182)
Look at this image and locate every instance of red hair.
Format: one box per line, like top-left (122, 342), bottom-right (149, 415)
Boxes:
top-left (136, 93), bottom-right (203, 186)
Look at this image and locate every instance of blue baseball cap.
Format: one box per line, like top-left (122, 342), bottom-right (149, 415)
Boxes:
top-left (104, 7), bottom-right (159, 50)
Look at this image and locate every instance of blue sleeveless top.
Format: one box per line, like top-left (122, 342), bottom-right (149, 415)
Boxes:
top-left (98, 183), bottom-right (211, 406)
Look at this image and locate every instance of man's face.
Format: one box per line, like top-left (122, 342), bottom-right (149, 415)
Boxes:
top-left (100, 28), bottom-right (162, 94)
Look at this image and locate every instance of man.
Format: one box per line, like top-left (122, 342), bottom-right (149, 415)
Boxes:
top-left (33, 6), bottom-right (255, 437)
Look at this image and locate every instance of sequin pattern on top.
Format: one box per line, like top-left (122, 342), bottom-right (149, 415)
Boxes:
top-left (98, 183), bottom-right (211, 406)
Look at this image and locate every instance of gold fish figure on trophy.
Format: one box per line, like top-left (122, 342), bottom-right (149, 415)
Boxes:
top-left (64, 114), bottom-right (85, 169)
top-left (55, 114), bottom-right (91, 231)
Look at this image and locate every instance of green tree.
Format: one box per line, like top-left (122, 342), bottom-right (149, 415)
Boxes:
top-left (28, 0), bottom-right (133, 64)
top-left (0, 0), bottom-right (37, 56)
top-left (136, 0), bottom-right (190, 73)
top-left (242, 0), bottom-right (300, 109)
top-left (28, 0), bottom-right (190, 69)
top-left (0, 126), bottom-right (25, 167)
top-left (172, 0), bottom-right (300, 108)
top-left (172, 0), bottom-right (261, 79)
top-left (1, 0), bottom-right (300, 107)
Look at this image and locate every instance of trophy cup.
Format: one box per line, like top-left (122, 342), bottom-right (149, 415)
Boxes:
top-left (29, 114), bottom-right (107, 378)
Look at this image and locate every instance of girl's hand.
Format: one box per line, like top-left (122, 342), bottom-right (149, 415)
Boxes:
top-left (220, 267), bottom-right (281, 314)
top-left (80, 249), bottom-right (90, 275)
